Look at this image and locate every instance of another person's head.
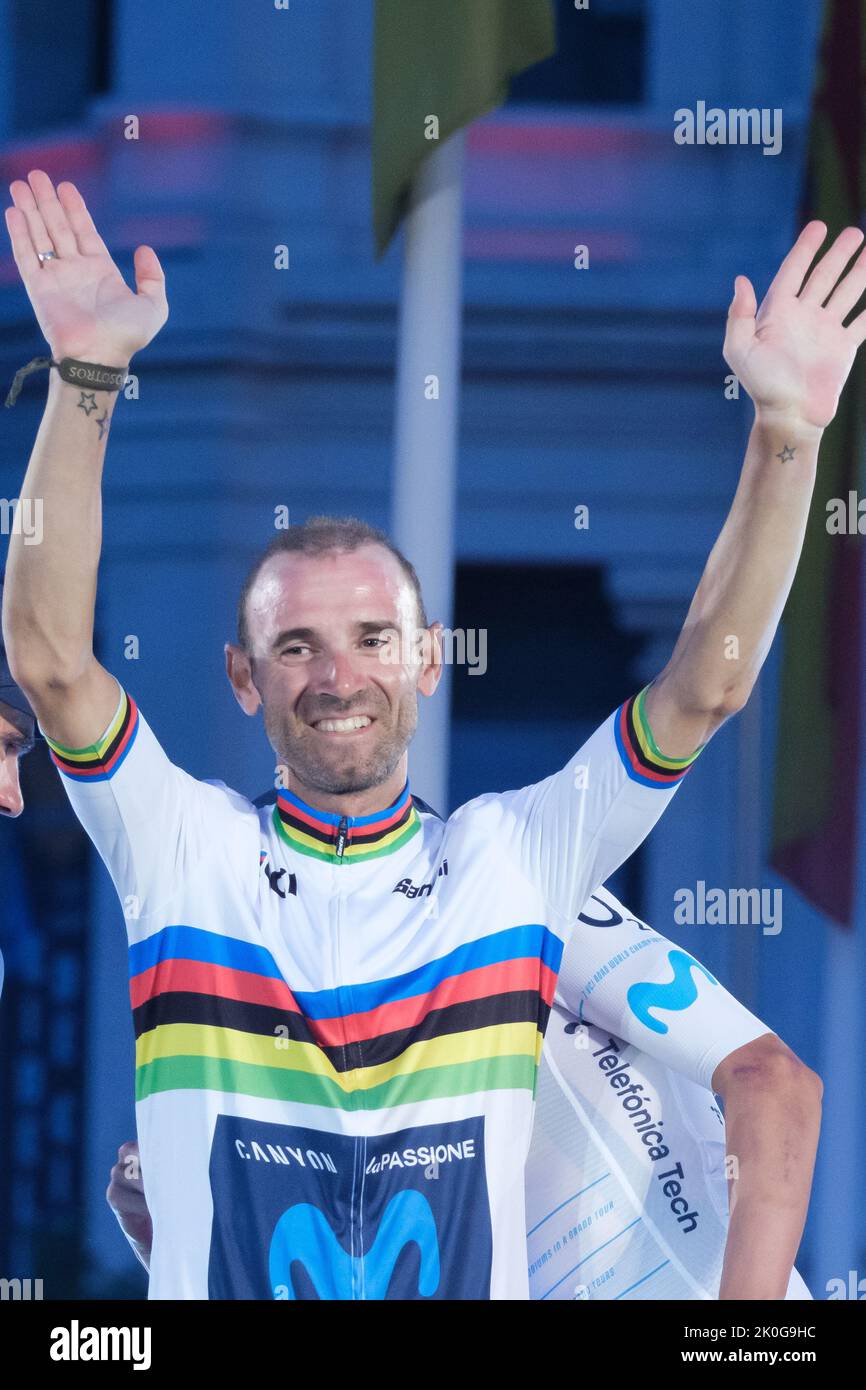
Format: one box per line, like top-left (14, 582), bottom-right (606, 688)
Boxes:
top-left (0, 591), bottom-right (36, 817)
top-left (225, 516), bottom-right (442, 801)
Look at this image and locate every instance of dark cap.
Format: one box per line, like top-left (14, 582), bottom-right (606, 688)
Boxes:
top-left (0, 577), bottom-right (36, 723)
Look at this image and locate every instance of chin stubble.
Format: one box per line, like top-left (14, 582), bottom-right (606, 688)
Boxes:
top-left (264, 699), bottom-right (419, 797)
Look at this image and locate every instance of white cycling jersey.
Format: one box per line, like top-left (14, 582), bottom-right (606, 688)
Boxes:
top-left (106, 871), bottom-right (813, 1301)
top-left (527, 887), bottom-right (812, 1300)
top-left (43, 678), bottom-right (699, 1300)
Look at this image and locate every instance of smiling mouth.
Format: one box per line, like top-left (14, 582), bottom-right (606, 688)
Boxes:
top-left (310, 715), bottom-right (375, 734)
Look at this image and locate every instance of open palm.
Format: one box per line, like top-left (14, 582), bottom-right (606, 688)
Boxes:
top-left (4, 170), bottom-right (167, 364)
top-left (724, 222), bottom-right (866, 431)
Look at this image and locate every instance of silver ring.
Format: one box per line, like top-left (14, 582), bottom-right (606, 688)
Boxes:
top-left (37, 250), bottom-right (57, 263)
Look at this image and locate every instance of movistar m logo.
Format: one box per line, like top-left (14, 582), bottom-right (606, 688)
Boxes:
top-left (269, 1190), bottom-right (440, 1300)
top-left (627, 949), bottom-right (718, 1035)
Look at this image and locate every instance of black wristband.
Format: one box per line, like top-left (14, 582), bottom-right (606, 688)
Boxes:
top-left (4, 355), bottom-right (128, 408)
top-left (55, 357), bottom-right (127, 391)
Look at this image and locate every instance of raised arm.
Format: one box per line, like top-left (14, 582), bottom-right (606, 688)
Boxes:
top-left (645, 221), bottom-right (866, 755)
top-left (1, 170), bottom-right (168, 747)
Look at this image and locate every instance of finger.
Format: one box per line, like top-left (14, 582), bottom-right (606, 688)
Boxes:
top-left (727, 274), bottom-right (758, 320)
top-left (824, 241), bottom-right (866, 321)
top-left (26, 169), bottom-right (79, 258)
top-left (56, 181), bottom-right (110, 256)
top-left (799, 225), bottom-right (865, 305)
top-left (766, 221), bottom-right (828, 298)
top-left (109, 1162), bottom-right (144, 1194)
top-left (133, 245), bottom-right (168, 308)
top-left (723, 276), bottom-right (757, 361)
top-left (10, 178), bottom-right (55, 261)
top-left (107, 1179), bottom-right (147, 1210)
top-left (4, 205), bottom-right (41, 280)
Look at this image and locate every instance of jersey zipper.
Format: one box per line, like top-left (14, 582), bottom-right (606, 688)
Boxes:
top-left (335, 815), bottom-right (348, 860)
top-left (332, 811), bottom-right (368, 1297)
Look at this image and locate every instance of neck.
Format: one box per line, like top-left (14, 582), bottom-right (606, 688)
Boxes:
top-left (273, 760), bottom-right (420, 864)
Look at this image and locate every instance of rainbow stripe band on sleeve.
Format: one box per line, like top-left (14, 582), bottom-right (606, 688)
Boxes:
top-left (614, 686), bottom-right (703, 788)
top-left (43, 688), bottom-right (139, 782)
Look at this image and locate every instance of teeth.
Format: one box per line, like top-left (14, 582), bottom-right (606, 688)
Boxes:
top-left (314, 716), bottom-right (372, 732)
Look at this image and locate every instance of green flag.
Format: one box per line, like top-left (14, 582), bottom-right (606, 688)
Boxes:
top-left (372, 0), bottom-right (556, 258)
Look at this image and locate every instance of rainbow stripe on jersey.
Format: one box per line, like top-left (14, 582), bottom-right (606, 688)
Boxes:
top-left (129, 922), bottom-right (563, 1109)
top-left (44, 688), bottom-right (139, 781)
top-left (615, 686), bottom-right (702, 789)
top-left (274, 782), bottom-right (420, 864)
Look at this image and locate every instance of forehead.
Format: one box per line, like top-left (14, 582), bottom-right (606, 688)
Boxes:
top-left (247, 545), bottom-right (416, 641)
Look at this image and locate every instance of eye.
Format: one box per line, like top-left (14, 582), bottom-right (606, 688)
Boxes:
top-left (361, 636), bottom-right (388, 648)
top-left (280, 644), bottom-right (311, 658)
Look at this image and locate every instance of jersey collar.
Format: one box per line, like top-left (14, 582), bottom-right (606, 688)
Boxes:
top-left (273, 779), bottom-right (421, 865)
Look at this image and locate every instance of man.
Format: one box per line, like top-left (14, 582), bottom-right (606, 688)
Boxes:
top-left (0, 591), bottom-right (38, 998)
top-left (107, 882), bottom-right (821, 1299)
top-left (3, 169), bottom-right (861, 1299)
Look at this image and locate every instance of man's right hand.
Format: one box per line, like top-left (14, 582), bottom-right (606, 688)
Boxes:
top-left (2, 171), bottom-right (168, 752)
top-left (106, 1141), bottom-right (153, 1273)
top-left (4, 170), bottom-right (168, 365)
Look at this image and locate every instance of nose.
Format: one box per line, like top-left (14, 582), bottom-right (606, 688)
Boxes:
top-left (0, 753), bottom-right (24, 818)
top-left (312, 648), bottom-right (367, 701)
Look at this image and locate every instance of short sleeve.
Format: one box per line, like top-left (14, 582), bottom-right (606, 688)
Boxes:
top-left (554, 885), bottom-right (773, 1090)
top-left (491, 687), bottom-right (702, 931)
top-left (40, 679), bottom-right (257, 922)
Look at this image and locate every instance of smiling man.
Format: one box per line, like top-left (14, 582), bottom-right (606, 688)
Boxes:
top-left (2, 171), bottom-right (864, 1299)
top-left (228, 529), bottom-right (434, 822)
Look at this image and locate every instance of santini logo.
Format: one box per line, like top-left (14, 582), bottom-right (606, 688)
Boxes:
top-left (270, 1191), bottom-right (440, 1300)
top-left (50, 1321), bottom-right (151, 1370)
top-left (393, 860), bottom-right (448, 898)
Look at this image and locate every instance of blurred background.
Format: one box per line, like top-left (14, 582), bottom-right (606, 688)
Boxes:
top-left (0, 0), bottom-right (863, 1299)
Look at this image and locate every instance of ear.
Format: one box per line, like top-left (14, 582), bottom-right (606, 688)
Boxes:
top-left (225, 643), bottom-right (262, 717)
top-left (417, 622), bottom-right (444, 698)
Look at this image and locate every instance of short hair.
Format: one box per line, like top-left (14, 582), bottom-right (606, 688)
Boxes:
top-left (236, 515), bottom-right (429, 651)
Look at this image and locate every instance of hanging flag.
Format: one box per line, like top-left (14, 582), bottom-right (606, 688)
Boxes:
top-left (372, 0), bottom-right (556, 258)
top-left (770, 0), bottom-right (866, 925)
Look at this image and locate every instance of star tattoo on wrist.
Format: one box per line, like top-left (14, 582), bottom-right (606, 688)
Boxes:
top-left (776, 443), bottom-right (796, 463)
top-left (77, 390), bottom-right (98, 416)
